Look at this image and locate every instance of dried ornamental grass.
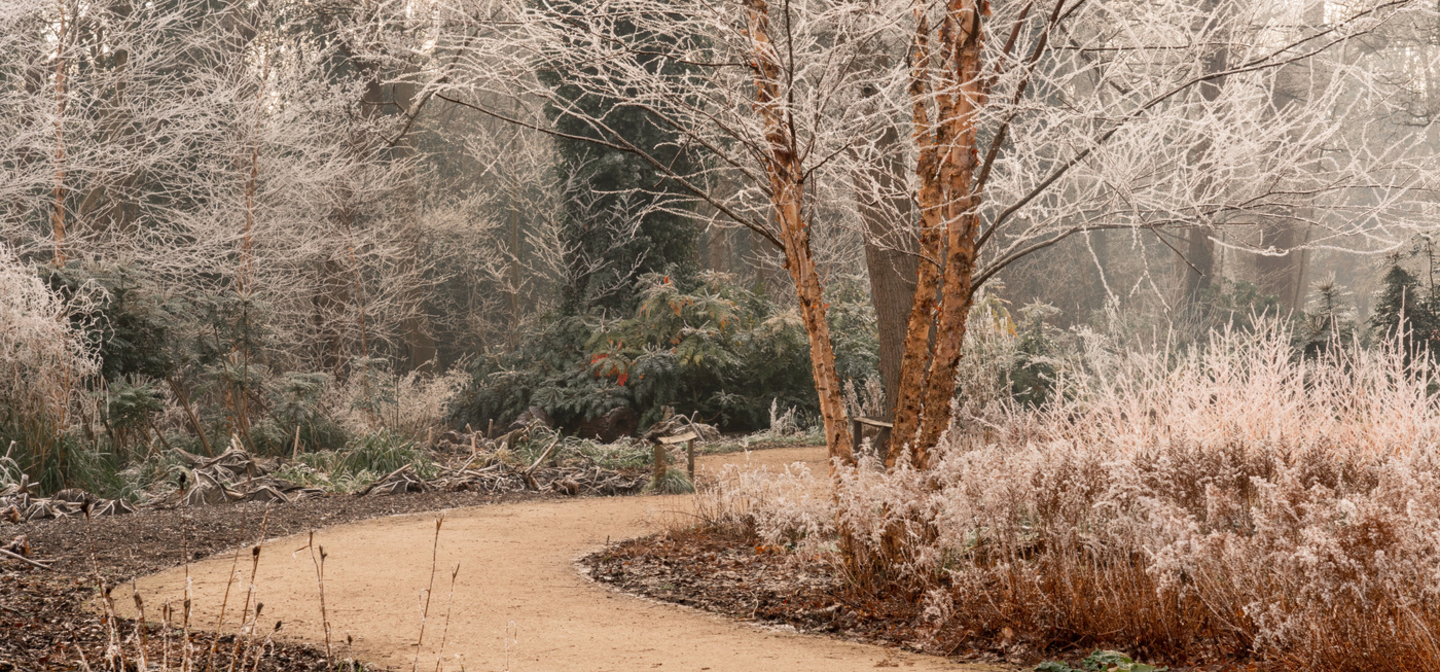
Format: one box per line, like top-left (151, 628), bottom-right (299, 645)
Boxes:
top-left (718, 324), bottom-right (1440, 670)
top-left (0, 244), bottom-right (99, 429)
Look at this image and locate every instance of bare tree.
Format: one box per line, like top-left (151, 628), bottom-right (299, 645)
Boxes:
top-left (0, 0), bottom-right (445, 379)
top-left (401, 0), bottom-right (1439, 481)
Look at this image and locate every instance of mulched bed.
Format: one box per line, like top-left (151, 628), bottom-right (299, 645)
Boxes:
top-left (1, 488), bottom-right (556, 672)
top-left (581, 527), bottom-right (973, 656)
top-left (581, 526), bottom-right (1268, 672)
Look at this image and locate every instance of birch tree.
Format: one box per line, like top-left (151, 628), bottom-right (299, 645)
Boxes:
top-left (404, 0), bottom-right (1439, 481)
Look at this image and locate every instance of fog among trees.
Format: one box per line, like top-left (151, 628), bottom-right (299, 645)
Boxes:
top-left (0, 0), bottom-right (1434, 481)
top-left (11, 0), bottom-right (1440, 668)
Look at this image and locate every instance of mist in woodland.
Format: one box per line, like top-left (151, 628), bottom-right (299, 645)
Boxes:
top-left (1, 0), bottom-right (1438, 490)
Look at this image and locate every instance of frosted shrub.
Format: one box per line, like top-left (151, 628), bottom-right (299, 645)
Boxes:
top-left (725, 322), bottom-right (1440, 670)
top-left (329, 365), bottom-right (469, 439)
top-left (694, 460), bottom-right (833, 550)
top-left (0, 244), bottom-right (99, 448)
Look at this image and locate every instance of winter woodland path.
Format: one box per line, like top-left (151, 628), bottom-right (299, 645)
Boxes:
top-left (125, 446), bottom-right (1009, 672)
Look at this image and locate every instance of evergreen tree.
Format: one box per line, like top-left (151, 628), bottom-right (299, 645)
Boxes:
top-left (1296, 282), bottom-right (1355, 358)
top-left (1370, 261), bottom-right (1437, 357)
top-left (539, 8), bottom-right (700, 314)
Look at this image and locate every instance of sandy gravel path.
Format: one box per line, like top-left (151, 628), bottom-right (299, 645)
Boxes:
top-left (126, 446), bottom-right (1008, 672)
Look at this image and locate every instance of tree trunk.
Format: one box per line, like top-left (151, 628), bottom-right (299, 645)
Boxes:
top-left (1181, 0), bottom-right (1227, 308)
top-left (50, 0), bottom-right (70, 267)
top-left (889, 0), bottom-right (985, 470)
top-left (1183, 227), bottom-right (1217, 305)
top-left (743, 0), bottom-right (854, 469)
top-left (854, 116), bottom-right (918, 422)
top-left (886, 10), bottom-right (944, 469)
top-left (1252, 0), bottom-right (1321, 313)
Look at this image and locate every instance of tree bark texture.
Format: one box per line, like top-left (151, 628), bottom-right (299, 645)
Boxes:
top-left (888, 0), bottom-right (986, 470)
top-left (855, 119), bottom-right (919, 422)
top-left (743, 0), bottom-right (855, 469)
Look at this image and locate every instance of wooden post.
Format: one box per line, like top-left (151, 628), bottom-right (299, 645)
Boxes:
top-left (686, 439), bottom-right (695, 482)
top-left (850, 418), bottom-right (862, 459)
top-left (651, 441), bottom-right (667, 488)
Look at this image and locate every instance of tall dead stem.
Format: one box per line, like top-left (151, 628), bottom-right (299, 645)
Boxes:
top-left (226, 506), bottom-right (271, 672)
top-left (204, 502), bottom-right (251, 672)
top-left (433, 562), bottom-right (461, 672)
top-left (305, 531), bottom-right (334, 668)
top-left (412, 514), bottom-right (445, 672)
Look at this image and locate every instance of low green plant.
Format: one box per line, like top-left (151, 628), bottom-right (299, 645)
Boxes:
top-left (265, 430), bottom-right (436, 493)
top-left (650, 468), bottom-right (694, 494)
top-left (510, 427), bottom-right (652, 470)
top-left (1035, 650), bottom-right (1167, 672)
top-left (336, 430), bottom-right (435, 479)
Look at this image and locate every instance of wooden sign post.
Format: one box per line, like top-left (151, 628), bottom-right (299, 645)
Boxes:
top-left (658, 430), bottom-right (701, 482)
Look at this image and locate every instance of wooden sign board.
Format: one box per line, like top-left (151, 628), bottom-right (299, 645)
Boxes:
top-left (658, 431), bottom-right (699, 445)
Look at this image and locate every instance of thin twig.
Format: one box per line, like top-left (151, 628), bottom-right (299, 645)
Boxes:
top-left (0, 546), bottom-right (51, 569)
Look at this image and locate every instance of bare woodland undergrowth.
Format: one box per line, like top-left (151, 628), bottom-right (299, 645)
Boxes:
top-left (680, 325), bottom-right (1440, 671)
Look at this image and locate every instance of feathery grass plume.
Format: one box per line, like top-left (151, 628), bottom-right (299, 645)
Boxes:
top-left (719, 320), bottom-right (1440, 671)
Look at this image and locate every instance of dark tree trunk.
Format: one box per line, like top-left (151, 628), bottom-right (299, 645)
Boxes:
top-left (855, 121), bottom-right (918, 421)
top-left (1257, 221), bottom-right (1302, 311)
top-left (1181, 0), bottom-right (1227, 308)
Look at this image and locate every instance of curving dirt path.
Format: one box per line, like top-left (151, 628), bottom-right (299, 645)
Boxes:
top-left (125, 447), bottom-right (1009, 672)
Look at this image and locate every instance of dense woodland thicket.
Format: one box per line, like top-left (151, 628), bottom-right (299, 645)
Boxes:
top-left (3, 0), bottom-right (1440, 497)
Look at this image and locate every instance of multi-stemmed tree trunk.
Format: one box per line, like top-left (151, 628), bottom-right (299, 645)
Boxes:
top-left (885, 0), bottom-right (990, 470)
top-left (739, 0), bottom-right (995, 473)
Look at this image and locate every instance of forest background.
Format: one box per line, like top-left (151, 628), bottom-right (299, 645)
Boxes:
top-left (3, 0), bottom-right (1440, 498)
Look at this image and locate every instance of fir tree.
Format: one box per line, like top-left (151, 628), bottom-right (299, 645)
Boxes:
top-left (1370, 261), bottom-right (1437, 357)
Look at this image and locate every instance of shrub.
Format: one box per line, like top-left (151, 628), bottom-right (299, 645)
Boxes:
top-left (450, 314), bottom-right (621, 431)
top-left (589, 271), bottom-right (817, 428)
top-left (0, 244), bottom-right (102, 492)
top-left (451, 271), bottom-right (876, 434)
top-left (722, 321), bottom-right (1440, 671)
